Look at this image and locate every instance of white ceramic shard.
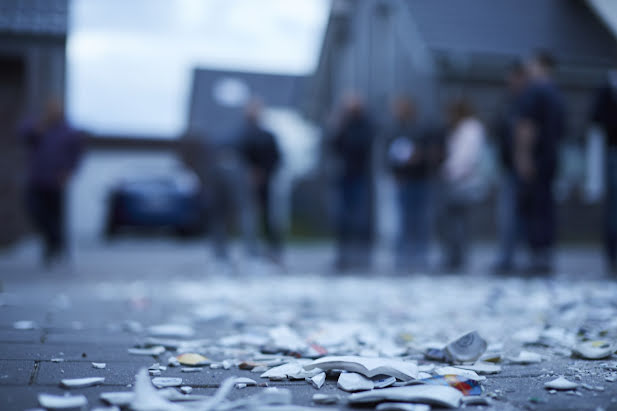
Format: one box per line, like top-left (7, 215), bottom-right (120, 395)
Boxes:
top-left (260, 362), bottom-right (305, 380)
top-left (376, 403), bottom-right (430, 411)
top-left (92, 362), bottom-right (107, 369)
top-left (128, 346), bottom-right (165, 356)
top-left (269, 325), bottom-right (307, 351)
top-left (151, 377), bottom-right (182, 388)
top-left (147, 324), bottom-right (195, 338)
top-left (435, 366), bottom-right (486, 381)
top-left (38, 393), bottom-right (87, 409)
top-left (51, 358), bottom-right (64, 363)
top-left (444, 331), bottom-right (487, 363)
top-left (61, 377), bottom-right (105, 388)
top-left (181, 367), bottom-right (203, 373)
top-left (288, 366), bottom-right (323, 380)
top-left (456, 361), bottom-right (501, 375)
top-left (373, 376), bottom-right (397, 388)
top-left (507, 351), bottom-right (542, 364)
top-left (180, 386), bottom-right (192, 394)
top-left (312, 393), bottom-right (341, 404)
top-left (337, 372), bottom-right (374, 392)
top-left (100, 392), bottom-right (135, 406)
top-left (544, 376), bottom-right (578, 390)
top-left (234, 377), bottom-right (257, 387)
top-left (309, 372), bottom-right (326, 389)
top-left (462, 396), bottom-right (493, 406)
top-left (348, 384), bottom-right (463, 408)
top-left (305, 356), bottom-right (419, 381)
top-left (572, 341), bottom-right (615, 360)
top-left (131, 369), bottom-right (183, 411)
top-left (176, 353), bottom-right (209, 366)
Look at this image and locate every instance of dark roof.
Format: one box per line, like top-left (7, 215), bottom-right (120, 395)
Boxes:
top-left (0, 0), bottom-right (68, 36)
top-left (187, 68), bottom-right (306, 142)
top-left (406, 0), bottom-right (617, 66)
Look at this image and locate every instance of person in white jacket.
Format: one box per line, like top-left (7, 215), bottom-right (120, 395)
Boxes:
top-left (439, 99), bottom-right (486, 271)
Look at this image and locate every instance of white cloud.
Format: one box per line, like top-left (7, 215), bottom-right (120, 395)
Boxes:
top-left (67, 0), bottom-right (330, 136)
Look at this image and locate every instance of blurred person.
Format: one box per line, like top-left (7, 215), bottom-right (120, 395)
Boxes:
top-left (589, 68), bottom-right (617, 274)
top-left (491, 62), bottom-right (528, 274)
top-left (515, 51), bottom-right (565, 275)
top-left (385, 96), bottom-right (437, 272)
top-left (22, 97), bottom-right (83, 267)
top-left (238, 99), bottom-right (282, 262)
top-left (331, 94), bottom-right (375, 271)
top-left (438, 98), bottom-right (486, 272)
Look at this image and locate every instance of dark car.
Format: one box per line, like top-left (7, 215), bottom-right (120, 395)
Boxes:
top-left (105, 168), bottom-right (207, 238)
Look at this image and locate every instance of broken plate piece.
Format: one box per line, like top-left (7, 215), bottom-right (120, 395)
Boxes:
top-left (373, 376), bottom-right (397, 388)
top-left (308, 372), bottom-right (326, 389)
top-left (348, 384), bottom-right (463, 408)
top-left (305, 356), bottom-right (419, 381)
top-left (312, 393), bottom-right (342, 404)
top-left (148, 324), bottom-right (195, 339)
top-left (176, 353), bottom-right (209, 366)
top-left (180, 386), bottom-right (192, 394)
top-left (39, 393), bottom-right (87, 409)
top-left (128, 346), bottom-right (165, 356)
top-left (151, 377), bottom-right (182, 388)
top-left (544, 376), bottom-right (578, 391)
top-left (92, 362), bottom-right (107, 369)
top-left (61, 377), bottom-right (105, 388)
top-left (456, 362), bottom-right (501, 375)
top-left (260, 361), bottom-right (307, 380)
top-left (444, 331), bottom-right (487, 363)
top-left (234, 377), bottom-right (257, 388)
top-left (131, 369), bottom-right (183, 411)
top-left (376, 403), bottom-right (430, 411)
top-left (435, 366), bottom-right (486, 381)
top-left (507, 351), bottom-right (542, 364)
top-left (100, 392), bottom-right (135, 407)
top-left (572, 341), bottom-right (615, 360)
top-left (337, 372), bottom-right (374, 392)
top-left (181, 367), bottom-right (202, 373)
top-left (421, 375), bottom-right (483, 396)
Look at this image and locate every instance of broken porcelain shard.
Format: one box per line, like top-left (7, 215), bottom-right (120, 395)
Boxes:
top-left (376, 403), bottom-right (431, 411)
top-left (435, 366), bottom-right (486, 381)
top-left (151, 377), bottom-right (182, 388)
top-left (444, 331), bottom-right (487, 363)
top-left (348, 384), bottom-right (463, 408)
top-left (373, 375), bottom-right (397, 388)
top-left (176, 353), bottom-right (209, 366)
top-left (544, 376), bottom-right (578, 390)
top-left (305, 356), bottom-right (419, 381)
top-left (312, 393), bottom-right (342, 404)
top-left (128, 346), bottom-right (165, 356)
top-left (421, 375), bottom-right (483, 396)
top-left (131, 369), bottom-right (183, 411)
top-left (92, 362), bottom-right (106, 369)
top-left (181, 367), bottom-right (202, 373)
top-left (38, 393), bottom-right (88, 409)
top-left (180, 386), bottom-right (192, 394)
top-left (337, 372), bottom-right (375, 392)
top-left (456, 361), bottom-right (501, 375)
top-left (308, 372), bottom-right (326, 389)
top-left (60, 377), bottom-right (105, 388)
top-left (507, 351), bottom-right (542, 364)
top-left (233, 377), bottom-right (257, 387)
top-left (260, 361), bottom-right (308, 380)
top-left (100, 392), bottom-right (135, 407)
top-left (572, 341), bottom-right (615, 360)
top-left (14, 320), bottom-right (37, 330)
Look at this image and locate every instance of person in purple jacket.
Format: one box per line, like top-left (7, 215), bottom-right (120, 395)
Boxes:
top-left (22, 98), bottom-right (83, 267)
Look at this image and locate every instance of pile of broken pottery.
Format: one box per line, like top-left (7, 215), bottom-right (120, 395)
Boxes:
top-left (32, 274), bottom-right (617, 409)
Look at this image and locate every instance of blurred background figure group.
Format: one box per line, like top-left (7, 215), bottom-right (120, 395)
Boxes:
top-left (21, 98), bottom-right (82, 268)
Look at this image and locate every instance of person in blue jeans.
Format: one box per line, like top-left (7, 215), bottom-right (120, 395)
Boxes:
top-left (385, 97), bottom-right (437, 272)
top-left (331, 95), bottom-right (375, 271)
top-left (590, 69), bottom-right (617, 274)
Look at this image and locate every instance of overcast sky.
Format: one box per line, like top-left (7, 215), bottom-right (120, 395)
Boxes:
top-left (67, 0), bottom-right (330, 137)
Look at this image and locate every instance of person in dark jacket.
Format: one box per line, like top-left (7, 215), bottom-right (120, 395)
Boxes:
top-left (238, 100), bottom-right (282, 260)
top-left (515, 51), bottom-right (565, 275)
top-left (491, 62), bottom-right (528, 274)
top-left (22, 98), bottom-right (82, 267)
top-left (385, 96), bottom-right (436, 272)
top-left (331, 95), bottom-right (375, 271)
top-left (590, 69), bottom-right (617, 274)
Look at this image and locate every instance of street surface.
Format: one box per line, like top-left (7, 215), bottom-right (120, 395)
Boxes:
top-left (0, 238), bottom-right (616, 410)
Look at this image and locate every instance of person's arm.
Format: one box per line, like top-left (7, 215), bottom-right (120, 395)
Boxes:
top-left (514, 119), bottom-right (536, 180)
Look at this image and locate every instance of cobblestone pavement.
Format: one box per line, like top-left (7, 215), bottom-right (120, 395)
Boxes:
top-left (0, 239), bottom-right (616, 410)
